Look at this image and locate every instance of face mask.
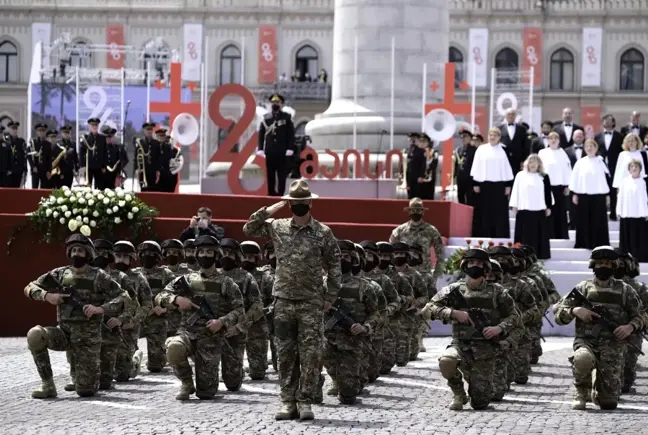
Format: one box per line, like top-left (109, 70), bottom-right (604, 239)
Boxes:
top-left (220, 257), bottom-right (237, 271)
top-left (341, 260), bottom-right (353, 274)
top-left (613, 267), bottom-right (626, 279)
top-left (410, 213), bottom-right (423, 222)
top-left (408, 257), bottom-right (421, 267)
top-left (241, 261), bottom-right (256, 272)
top-left (594, 267), bottom-right (614, 281)
top-left (508, 264), bottom-right (520, 275)
top-left (92, 256), bottom-right (110, 269)
top-left (271, 104), bottom-right (280, 112)
top-left (269, 258), bottom-right (277, 269)
top-left (351, 264), bottom-right (362, 275)
top-left (140, 256), bottom-right (157, 269)
top-left (71, 255), bottom-right (87, 268)
top-left (628, 269), bottom-right (639, 278)
top-left (291, 204), bottom-right (310, 217)
top-left (378, 259), bottom-right (391, 270)
top-left (465, 266), bottom-right (485, 279)
top-left (186, 256), bottom-right (196, 264)
top-left (393, 257), bottom-right (407, 267)
top-left (166, 255), bottom-right (180, 266)
top-left (197, 256), bottom-right (216, 269)
top-left (114, 262), bottom-right (129, 272)
top-left (363, 260), bottom-right (375, 272)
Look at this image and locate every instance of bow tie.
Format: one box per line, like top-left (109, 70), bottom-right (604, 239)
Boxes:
top-left (542, 135), bottom-right (548, 138)
top-left (632, 125), bottom-right (639, 129)
top-left (605, 131), bottom-right (612, 135)
top-left (574, 145), bottom-right (583, 149)
top-left (508, 124), bottom-right (515, 127)
top-left (564, 124), bottom-right (572, 127)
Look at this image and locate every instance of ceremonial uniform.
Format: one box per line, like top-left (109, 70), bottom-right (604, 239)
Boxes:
top-left (27, 124), bottom-right (48, 188)
top-left (159, 134), bottom-right (183, 193)
top-left (2, 122), bottom-right (27, 187)
top-left (103, 128), bottom-right (126, 189)
top-left (406, 135), bottom-right (426, 199)
top-left (56, 126), bottom-right (79, 188)
top-left (79, 118), bottom-right (108, 189)
top-left (455, 138), bottom-right (477, 205)
top-left (135, 123), bottom-right (161, 192)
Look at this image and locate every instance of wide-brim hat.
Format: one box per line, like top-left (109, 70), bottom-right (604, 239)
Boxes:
top-left (404, 197), bottom-right (428, 211)
top-left (281, 180), bottom-right (319, 200)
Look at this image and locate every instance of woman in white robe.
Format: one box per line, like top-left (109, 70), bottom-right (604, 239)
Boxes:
top-left (470, 127), bottom-right (514, 238)
top-left (617, 159), bottom-right (648, 261)
top-left (612, 133), bottom-right (647, 189)
top-left (538, 131), bottom-right (572, 239)
top-left (569, 138), bottom-right (610, 249)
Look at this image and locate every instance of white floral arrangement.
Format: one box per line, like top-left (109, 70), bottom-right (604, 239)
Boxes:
top-left (8, 186), bottom-right (158, 252)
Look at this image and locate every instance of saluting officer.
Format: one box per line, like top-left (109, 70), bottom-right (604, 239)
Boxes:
top-left (135, 123), bottom-right (161, 192)
top-left (2, 121), bottom-right (27, 187)
top-left (79, 118), bottom-right (108, 189)
top-left (27, 123), bottom-right (48, 188)
top-left (257, 93), bottom-right (296, 197)
top-left (58, 125), bottom-right (79, 188)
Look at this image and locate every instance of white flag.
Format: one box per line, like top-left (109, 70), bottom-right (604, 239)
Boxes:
top-left (31, 23), bottom-right (52, 69)
top-left (581, 27), bottom-right (603, 87)
top-left (468, 28), bottom-right (489, 88)
top-left (183, 23), bottom-right (203, 81)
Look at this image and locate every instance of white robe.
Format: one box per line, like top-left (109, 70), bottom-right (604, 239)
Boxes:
top-left (509, 170), bottom-right (553, 211)
top-left (538, 147), bottom-right (572, 186)
top-left (617, 176), bottom-right (648, 218)
top-left (568, 155), bottom-right (610, 195)
top-left (612, 150), bottom-right (647, 188)
top-left (470, 143), bottom-right (514, 183)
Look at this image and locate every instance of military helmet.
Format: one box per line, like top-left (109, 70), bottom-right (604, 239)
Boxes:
top-left (488, 245), bottom-right (512, 256)
top-left (359, 240), bottom-right (378, 253)
top-left (589, 246), bottom-right (619, 269)
top-left (489, 259), bottom-right (503, 274)
top-left (460, 248), bottom-right (491, 272)
top-left (160, 239), bottom-right (184, 251)
top-left (337, 239), bottom-right (355, 252)
top-left (93, 239), bottom-right (113, 251)
top-left (220, 238), bottom-right (241, 253)
top-left (376, 242), bottom-right (394, 254)
top-left (409, 243), bottom-right (424, 254)
top-left (183, 238), bottom-right (196, 249)
top-left (391, 242), bottom-right (410, 253)
top-left (65, 233), bottom-right (95, 259)
top-left (138, 241), bottom-right (162, 257)
top-left (520, 245), bottom-right (538, 263)
top-left (354, 243), bottom-right (365, 255)
top-left (194, 235), bottom-right (220, 248)
top-left (510, 247), bottom-right (528, 269)
top-left (241, 241), bottom-right (262, 256)
top-left (114, 240), bottom-right (137, 259)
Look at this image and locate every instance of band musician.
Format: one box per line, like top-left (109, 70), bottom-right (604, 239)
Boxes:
top-left (1, 121), bottom-right (27, 187)
top-left (158, 129), bottom-right (184, 193)
top-left (79, 118), bottom-right (108, 189)
top-left (104, 127), bottom-right (126, 189)
top-left (27, 123), bottom-right (48, 188)
top-left (53, 125), bottom-right (79, 188)
top-left (134, 123), bottom-right (161, 192)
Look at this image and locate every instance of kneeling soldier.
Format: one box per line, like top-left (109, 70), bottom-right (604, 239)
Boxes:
top-left (161, 238), bottom-right (191, 338)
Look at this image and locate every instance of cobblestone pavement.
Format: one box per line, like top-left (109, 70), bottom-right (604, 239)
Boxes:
top-left (2, 337), bottom-right (647, 435)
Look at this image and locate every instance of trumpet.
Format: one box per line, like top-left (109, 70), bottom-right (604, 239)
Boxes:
top-left (50, 143), bottom-right (67, 176)
top-left (135, 138), bottom-right (148, 189)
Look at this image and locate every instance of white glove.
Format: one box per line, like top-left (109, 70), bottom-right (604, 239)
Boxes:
top-left (256, 150), bottom-right (265, 157)
top-left (78, 167), bottom-right (86, 180)
top-left (285, 150), bottom-right (294, 157)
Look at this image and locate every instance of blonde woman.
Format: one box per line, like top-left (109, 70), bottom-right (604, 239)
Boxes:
top-left (510, 154), bottom-right (553, 259)
top-left (538, 132), bottom-right (572, 239)
top-left (617, 159), bottom-right (648, 261)
top-left (569, 138), bottom-right (610, 249)
top-left (470, 127), bottom-right (514, 238)
top-left (612, 133), bottom-right (647, 188)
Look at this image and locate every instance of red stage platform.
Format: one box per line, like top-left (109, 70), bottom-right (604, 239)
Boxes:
top-left (0, 188), bottom-right (472, 336)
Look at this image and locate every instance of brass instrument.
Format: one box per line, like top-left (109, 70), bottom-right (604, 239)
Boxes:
top-left (27, 138), bottom-right (41, 162)
top-left (79, 135), bottom-right (92, 186)
top-left (135, 138), bottom-right (148, 189)
top-left (397, 149), bottom-right (408, 191)
top-left (50, 143), bottom-right (67, 176)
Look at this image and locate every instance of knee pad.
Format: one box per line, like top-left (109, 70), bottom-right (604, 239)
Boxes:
top-left (166, 340), bottom-right (188, 366)
top-left (438, 357), bottom-right (459, 379)
top-left (572, 348), bottom-right (595, 372)
top-left (26, 326), bottom-right (48, 352)
top-left (598, 399), bottom-right (618, 410)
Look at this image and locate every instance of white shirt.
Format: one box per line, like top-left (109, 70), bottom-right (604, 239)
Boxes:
top-left (507, 124), bottom-right (516, 141)
top-left (617, 176), bottom-right (648, 218)
top-left (613, 150), bottom-right (647, 188)
top-left (509, 170), bottom-right (553, 211)
top-left (542, 135), bottom-right (549, 148)
top-left (603, 131), bottom-right (613, 150)
top-left (539, 147), bottom-right (572, 186)
top-left (470, 143), bottom-right (514, 183)
top-left (573, 145), bottom-right (583, 160)
top-left (569, 155), bottom-right (610, 195)
top-left (563, 123), bottom-right (573, 142)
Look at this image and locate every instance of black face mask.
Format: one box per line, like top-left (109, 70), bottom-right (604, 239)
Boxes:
top-left (186, 256), bottom-right (197, 265)
top-left (71, 255), bottom-right (87, 268)
top-left (508, 264), bottom-right (520, 275)
top-left (594, 267), bottom-right (614, 281)
top-left (378, 259), bottom-right (391, 270)
top-left (197, 256), bottom-right (216, 269)
top-left (628, 269), bottom-right (639, 278)
top-left (271, 104), bottom-right (280, 112)
top-left (613, 267), bottom-right (626, 279)
top-left (241, 261), bottom-right (256, 272)
top-left (351, 264), bottom-right (362, 275)
top-left (465, 266), bottom-right (485, 279)
top-left (166, 255), bottom-right (181, 266)
top-left (410, 213), bottom-right (423, 222)
top-left (92, 256), bottom-right (110, 269)
top-left (363, 260), bottom-right (375, 272)
top-left (114, 262), bottom-right (129, 272)
top-left (291, 204), bottom-right (310, 217)
top-left (140, 256), bottom-right (157, 269)
top-left (408, 257), bottom-right (421, 267)
top-left (393, 257), bottom-right (407, 267)
top-left (269, 258), bottom-right (277, 269)
top-left (341, 260), bottom-right (353, 274)
top-left (220, 257), bottom-right (237, 271)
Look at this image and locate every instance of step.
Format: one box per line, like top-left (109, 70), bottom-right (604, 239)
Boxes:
top-left (509, 217), bottom-right (620, 232)
top-left (449, 237), bottom-right (620, 250)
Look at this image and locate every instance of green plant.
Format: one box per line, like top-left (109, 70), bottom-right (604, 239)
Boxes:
top-left (443, 239), bottom-right (515, 275)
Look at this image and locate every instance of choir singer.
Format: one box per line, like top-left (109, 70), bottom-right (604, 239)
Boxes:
top-left (617, 159), bottom-right (648, 262)
top-left (538, 132), bottom-right (572, 240)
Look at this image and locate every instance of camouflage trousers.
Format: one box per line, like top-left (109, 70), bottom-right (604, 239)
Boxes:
top-left (26, 322), bottom-right (102, 396)
top-left (622, 335), bottom-right (643, 391)
top-left (367, 338), bottom-right (383, 383)
top-left (269, 336), bottom-right (278, 371)
top-left (570, 340), bottom-right (625, 407)
top-left (221, 334), bottom-right (246, 391)
top-left (141, 315), bottom-right (168, 371)
top-left (396, 314), bottom-right (415, 366)
top-left (409, 317), bottom-right (425, 360)
top-left (166, 332), bottom-right (223, 398)
top-left (246, 321), bottom-right (269, 379)
top-left (324, 338), bottom-right (363, 402)
top-left (492, 349), bottom-right (510, 399)
top-left (99, 330), bottom-right (122, 389)
top-left (166, 308), bottom-right (182, 339)
top-left (439, 342), bottom-right (496, 410)
top-left (114, 327), bottom-right (140, 381)
top-left (531, 324), bottom-right (543, 360)
top-left (380, 318), bottom-right (398, 374)
top-left (273, 298), bottom-right (323, 404)
top-left (358, 337), bottom-right (373, 387)
top-left (511, 341), bottom-right (532, 383)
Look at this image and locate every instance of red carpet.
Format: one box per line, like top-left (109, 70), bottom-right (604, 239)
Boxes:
top-left (0, 188), bottom-right (472, 336)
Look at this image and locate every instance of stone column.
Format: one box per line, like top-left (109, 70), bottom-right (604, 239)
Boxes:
top-left (306, 0), bottom-right (449, 152)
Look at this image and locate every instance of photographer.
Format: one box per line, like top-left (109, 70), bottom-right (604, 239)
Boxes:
top-left (179, 206), bottom-right (225, 242)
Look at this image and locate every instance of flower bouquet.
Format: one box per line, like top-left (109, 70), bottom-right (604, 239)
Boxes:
top-left (442, 239), bottom-right (517, 284)
top-left (7, 186), bottom-right (158, 253)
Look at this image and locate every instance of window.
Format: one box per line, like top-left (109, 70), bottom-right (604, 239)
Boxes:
top-left (295, 45), bottom-right (318, 82)
top-left (69, 41), bottom-right (92, 69)
top-left (220, 45), bottom-right (241, 85)
top-left (495, 48), bottom-right (519, 85)
top-left (549, 48), bottom-right (574, 91)
top-left (449, 47), bottom-right (464, 89)
top-left (0, 40), bottom-right (18, 83)
top-left (295, 122), bottom-right (307, 136)
top-left (142, 41), bottom-right (170, 80)
top-left (620, 48), bottom-right (645, 91)
top-left (0, 115), bottom-right (13, 129)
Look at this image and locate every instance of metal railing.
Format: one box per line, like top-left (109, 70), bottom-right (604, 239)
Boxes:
top-left (249, 82), bottom-right (331, 102)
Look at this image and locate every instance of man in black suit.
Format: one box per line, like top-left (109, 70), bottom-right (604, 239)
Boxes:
top-left (620, 110), bottom-right (648, 140)
top-left (499, 108), bottom-right (528, 173)
top-left (594, 114), bottom-right (623, 220)
top-left (553, 107), bottom-right (583, 148)
top-left (530, 120), bottom-right (554, 155)
top-left (563, 129), bottom-right (586, 168)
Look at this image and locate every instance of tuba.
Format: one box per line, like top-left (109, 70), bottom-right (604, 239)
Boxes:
top-left (135, 138), bottom-right (148, 189)
top-left (50, 143), bottom-right (67, 176)
top-left (397, 148), bottom-right (408, 191)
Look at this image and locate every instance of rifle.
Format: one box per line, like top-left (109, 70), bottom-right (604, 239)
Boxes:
top-left (443, 286), bottom-right (492, 335)
top-left (171, 276), bottom-right (217, 327)
top-left (41, 273), bottom-right (126, 343)
top-left (543, 310), bottom-right (555, 328)
top-left (324, 299), bottom-right (356, 332)
top-left (565, 288), bottom-right (645, 356)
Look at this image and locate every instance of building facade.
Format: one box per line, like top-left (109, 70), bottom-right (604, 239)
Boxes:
top-left (1, 0), bottom-right (648, 137)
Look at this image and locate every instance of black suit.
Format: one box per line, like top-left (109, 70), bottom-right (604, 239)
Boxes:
top-left (620, 123), bottom-right (648, 140)
top-left (530, 135), bottom-right (550, 155)
top-left (595, 130), bottom-right (623, 219)
top-left (563, 144), bottom-right (586, 168)
top-left (553, 123), bottom-right (583, 148)
top-left (499, 123), bottom-right (528, 173)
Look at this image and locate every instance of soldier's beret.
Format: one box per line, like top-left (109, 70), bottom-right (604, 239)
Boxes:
top-left (489, 245), bottom-right (511, 256)
top-left (183, 238), bottom-right (196, 249)
top-left (241, 241), bottom-right (261, 255)
top-left (354, 243), bottom-right (365, 255)
top-left (392, 242), bottom-right (410, 253)
top-left (61, 125), bottom-right (72, 132)
top-left (46, 130), bottom-right (58, 137)
top-left (220, 238), bottom-right (241, 252)
top-left (269, 93), bottom-right (285, 103)
top-left (93, 239), bottom-right (114, 250)
top-left (409, 243), bottom-right (424, 254)
top-left (359, 240), bottom-right (378, 252)
top-left (462, 248), bottom-right (490, 262)
top-left (591, 246), bottom-right (618, 261)
top-left (376, 242), bottom-right (393, 253)
top-left (7, 121), bottom-right (20, 128)
top-left (337, 239), bottom-right (356, 252)
top-left (262, 241), bottom-right (274, 253)
top-left (138, 241), bottom-right (162, 255)
top-left (160, 239), bottom-right (184, 250)
top-left (87, 118), bottom-right (100, 125)
top-left (194, 235), bottom-right (219, 248)
top-left (511, 247), bottom-right (527, 259)
top-left (114, 240), bottom-right (136, 254)
top-left (490, 259), bottom-right (503, 274)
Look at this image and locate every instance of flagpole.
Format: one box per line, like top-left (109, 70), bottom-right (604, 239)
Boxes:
top-left (146, 61), bottom-right (151, 122)
top-left (489, 68), bottom-right (496, 128)
top-left (353, 34), bottom-right (358, 152)
top-left (75, 66), bottom-right (80, 156)
top-left (199, 62), bottom-right (205, 183)
top-left (528, 67), bottom-right (534, 131)
top-left (240, 37), bottom-right (246, 85)
top-left (120, 67), bottom-right (125, 134)
top-left (471, 60), bottom-right (476, 132)
top-left (421, 63), bottom-right (427, 131)
top-left (27, 76), bottom-right (32, 143)
top-left (202, 36), bottom-right (210, 180)
top-left (389, 36), bottom-right (395, 151)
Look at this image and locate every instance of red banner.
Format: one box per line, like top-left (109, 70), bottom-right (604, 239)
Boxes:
top-left (522, 27), bottom-right (542, 86)
top-left (258, 26), bottom-right (277, 84)
top-left (106, 24), bottom-right (125, 69)
top-left (581, 106), bottom-right (601, 139)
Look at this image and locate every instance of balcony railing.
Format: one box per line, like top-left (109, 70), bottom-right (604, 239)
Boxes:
top-left (450, 0), bottom-right (648, 12)
top-left (250, 82), bottom-right (331, 102)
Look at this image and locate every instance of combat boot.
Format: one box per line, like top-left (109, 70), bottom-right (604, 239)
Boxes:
top-left (32, 379), bottom-right (57, 399)
top-left (64, 382), bottom-right (75, 392)
top-left (175, 380), bottom-right (196, 401)
top-left (297, 402), bottom-right (315, 420)
top-left (571, 389), bottom-right (588, 410)
top-left (274, 402), bottom-right (298, 420)
top-left (419, 338), bottom-right (426, 353)
top-left (449, 391), bottom-right (469, 410)
top-left (131, 350), bottom-right (143, 378)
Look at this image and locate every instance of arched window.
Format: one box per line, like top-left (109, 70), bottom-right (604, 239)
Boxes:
top-left (295, 121), bottom-right (307, 136)
top-left (69, 41), bottom-right (92, 69)
top-left (549, 48), bottom-right (574, 91)
top-left (141, 40), bottom-right (170, 80)
top-left (620, 48), bottom-right (645, 91)
top-left (0, 115), bottom-right (13, 129)
top-left (219, 45), bottom-right (241, 85)
top-left (495, 48), bottom-right (519, 85)
top-left (0, 40), bottom-right (18, 83)
top-left (449, 47), bottom-right (464, 89)
top-left (295, 45), bottom-right (318, 82)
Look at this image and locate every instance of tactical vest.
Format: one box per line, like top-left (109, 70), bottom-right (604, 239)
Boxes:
top-left (141, 267), bottom-right (165, 297)
top-left (229, 270), bottom-right (252, 309)
top-left (451, 286), bottom-right (501, 341)
top-left (577, 282), bottom-right (630, 339)
top-left (366, 278), bottom-right (387, 311)
top-left (335, 276), bottom-right (367, 325)
top-left (185, 274), bottom-right (225, 327)
top-left (126, 270), bottom-right (146, 307)
top-left (57, 267), bottom-right (102, 323)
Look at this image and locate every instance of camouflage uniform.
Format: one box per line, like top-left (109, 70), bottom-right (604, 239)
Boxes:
top-left (323, 240), bottom-right (379, 404)
top-left (25, 234), bottom-right (127, 398)
top-left (260, 243), bottom-right (278, 371)
top-left (399, 263), bottom-right (428, 361)
top-left (554, 247), bottom-right (644, 410)
top-left (164, 240), bottom-right (193, 339)
top-left (182, 238), bottom-right (200, 272)
top-left (243, 193), bottom-right (341, 421)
